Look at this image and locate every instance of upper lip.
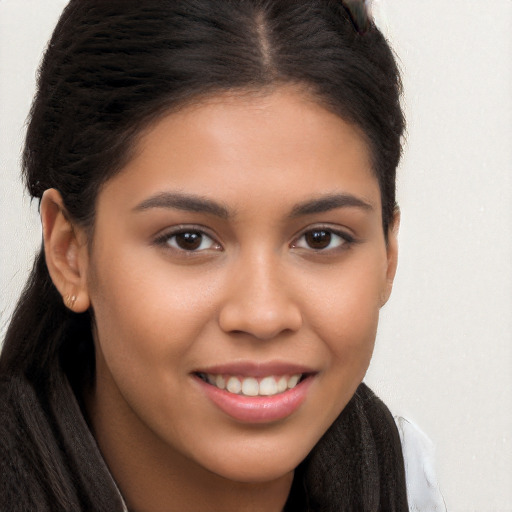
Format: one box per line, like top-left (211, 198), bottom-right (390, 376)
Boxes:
top-left (193, 361), bottom-right (317, 378)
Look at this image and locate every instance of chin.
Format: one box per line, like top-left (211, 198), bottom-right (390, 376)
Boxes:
top-left (208, 459), bottom-right (297, 485)
top-left (192, 433), bottom-right (314, 485)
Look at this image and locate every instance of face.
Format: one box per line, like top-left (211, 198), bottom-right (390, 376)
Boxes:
top-left (82, 87), bottom-right (397, 485)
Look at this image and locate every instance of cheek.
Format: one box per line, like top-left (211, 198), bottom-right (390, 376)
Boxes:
top-left (86, 251), bottom-right (221, 377)
top-left (299, 264), bottom-right (382, 431)
top-left (301, 253), bottom-right (385, 370)
top-left (86, 256), bottom-right (221, 438)
top-left (305, 261), bottom-right (385, 345)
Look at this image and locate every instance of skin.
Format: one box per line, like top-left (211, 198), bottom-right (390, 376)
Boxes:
top-left (41, 86), bottom-right (399, 512)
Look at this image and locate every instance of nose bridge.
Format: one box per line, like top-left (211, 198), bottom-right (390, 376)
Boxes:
top-left (218, 248), bottom-right (302, 339)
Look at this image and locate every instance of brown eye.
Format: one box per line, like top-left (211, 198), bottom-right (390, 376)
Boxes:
top-left (158, 229), bottom-right (220, 252)
top-left (305, 230), bottom-right (332, 249)
top-left (292, 228), bottom-right (352, 251)
top-left (174, 232), bottom-right (203, 250)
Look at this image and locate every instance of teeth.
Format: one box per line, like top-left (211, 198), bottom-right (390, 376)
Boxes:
top-left (226, 376), bottom-right (242, 394)
top-left (241, 377), bottom-right (259, 396)
top-left (287, 374), bottom-right (301, 389)
top-left (203, 373), bottom-right (304, 397)
top-left (215, 374), bottom-right (226, 390)
top-left (259, 376), bottom-right (278, 396)
top-left (277, 376), bottom-right (288, 393)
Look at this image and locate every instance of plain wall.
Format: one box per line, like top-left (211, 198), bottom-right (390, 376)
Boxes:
top-left (1, 1), bottom-right (511, 510)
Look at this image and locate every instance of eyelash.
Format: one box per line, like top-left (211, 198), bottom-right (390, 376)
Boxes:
top-left (153, 226), bottom-right (221, 253)
top-left (291, 226), bottom-right (356, 252)
top-left (153, 225), bottom-right (356, 254)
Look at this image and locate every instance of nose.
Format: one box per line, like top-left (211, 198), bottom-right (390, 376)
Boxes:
top-left (218, 253), bottom-right (303, 340)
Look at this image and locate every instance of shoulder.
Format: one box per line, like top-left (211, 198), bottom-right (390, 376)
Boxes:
top-left (394, 416), bottom-right (447, 512)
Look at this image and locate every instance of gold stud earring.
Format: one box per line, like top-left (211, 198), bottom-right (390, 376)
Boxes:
top-left (64, 294), bottom-right (77, 310)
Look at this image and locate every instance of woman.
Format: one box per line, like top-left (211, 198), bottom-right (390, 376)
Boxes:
top-left (0, 1), bottom-right (443, 510)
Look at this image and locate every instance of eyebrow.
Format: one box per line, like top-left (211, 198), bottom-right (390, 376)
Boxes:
top-left (133, 192), bottom-right (231, 219)
top-left (133, 191), bottom-right (373, 219)
top-left (289, 193), bottom-right (374, 217)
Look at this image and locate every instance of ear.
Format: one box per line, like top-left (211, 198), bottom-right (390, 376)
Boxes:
top-left (380, 207), bottom-right (400, 307)
top-left (41, 189), bottom-right (90, 313)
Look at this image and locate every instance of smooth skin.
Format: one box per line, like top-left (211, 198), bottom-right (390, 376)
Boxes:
top-left (41, 86), bottom-right (399, 512)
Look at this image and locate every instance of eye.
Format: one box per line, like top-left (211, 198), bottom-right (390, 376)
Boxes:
top-left (155, 228), bottom-right (221, 252)
top-left (292, 228), bottom-right (353, 251)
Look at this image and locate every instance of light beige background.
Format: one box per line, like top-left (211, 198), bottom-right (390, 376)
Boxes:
top-left (1, 1), bottom-right (511, 510)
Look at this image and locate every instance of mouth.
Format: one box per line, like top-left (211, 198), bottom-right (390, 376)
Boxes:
top-left (195, 372), bottom-right (308, 397)
top-left (193, 365), bottom-right (316, 423)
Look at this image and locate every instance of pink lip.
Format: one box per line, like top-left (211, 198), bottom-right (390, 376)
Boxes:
top-left (194, 374), bottom-right (314, 424)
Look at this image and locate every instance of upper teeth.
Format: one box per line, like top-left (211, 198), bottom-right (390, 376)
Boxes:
top-left (203, 374), bottom-right (302, 397)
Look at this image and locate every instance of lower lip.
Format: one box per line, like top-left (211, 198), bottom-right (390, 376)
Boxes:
top-left (195, 376), bottom-right (314, 423)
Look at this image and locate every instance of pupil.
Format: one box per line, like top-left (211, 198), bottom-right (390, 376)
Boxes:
top-left (176, 232), bottom-right (202, 250)
top-left (306, 230), bottom-right (331, 249)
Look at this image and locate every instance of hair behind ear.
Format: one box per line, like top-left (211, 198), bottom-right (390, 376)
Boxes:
top-left (0, 248), bottom-right (95, 390)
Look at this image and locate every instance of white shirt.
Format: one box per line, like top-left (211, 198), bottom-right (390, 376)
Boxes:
top-left (396, 416), bottom-right (447, 511)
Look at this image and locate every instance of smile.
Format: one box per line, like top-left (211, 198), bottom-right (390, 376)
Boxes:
top-left (196, 373), bottom-right (303, 397)
top-left (194, 365), bottom-right (315, 423)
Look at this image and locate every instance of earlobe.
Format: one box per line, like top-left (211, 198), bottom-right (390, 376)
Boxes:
top-left (41, 189), bottom-right (90, 313)
top-left (380, 208), bottom-right (400, 307)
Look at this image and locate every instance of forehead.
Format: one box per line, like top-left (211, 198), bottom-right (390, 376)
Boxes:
top-left (98, 86), bottom-right (381, 216)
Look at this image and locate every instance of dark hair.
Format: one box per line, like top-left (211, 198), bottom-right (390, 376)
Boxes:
top-left (1, 1), bottom-right (407, 510)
